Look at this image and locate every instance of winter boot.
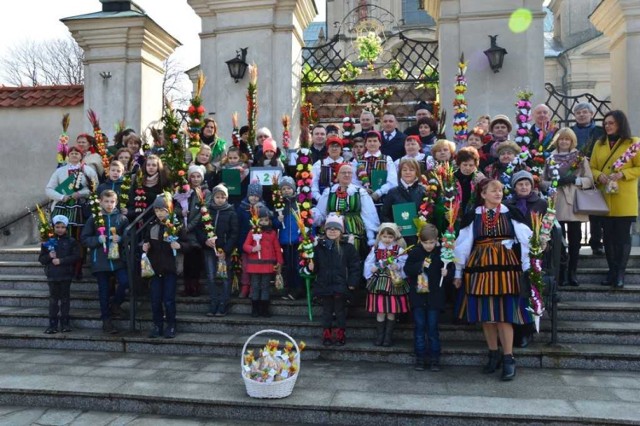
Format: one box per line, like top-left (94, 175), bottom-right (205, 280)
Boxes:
top-left (615, 243), bottom-right (631, 288)
top-left (414, 356), bottom-right (426, 371)
top-left (430, 357), bottom-right (441, 372)
top-left (483, 350), bottom-right (502, 374)
top-left (251, 301), bottom-right (260, 318)
top-left (102, 319), bottom-right (118, 335)
top-left (260, 300), bottom-right (271, 318)
top-left (501, 354), bottom-right (516, 381)
top-left (164, 323), bottom-right (176, 339)
top-left (60, 319), bottom-right (72, 333)
top-left (322, 328), bottom-right (333, 346)
top-left (334, 328), bottom-right (346, 346)
top-left (374, 320), bottom-right (386, 346)
top-left (148, 323), bottom-right (162, 338)
top-left (382, 319), bottom-right (395, 347)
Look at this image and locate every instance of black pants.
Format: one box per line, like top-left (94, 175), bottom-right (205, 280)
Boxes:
top-left (48, 280), bottom-right (71, 327)
top-left (560, 221), bottom-right (583, 273)
top-left (589, 215), bottom-right (604, 250)
top-left (183, 247), bottom-right (203, 280)
top-left (602, 216), bottom-right (634, 278)
top-left (321, 294), bottom-right (346, 329)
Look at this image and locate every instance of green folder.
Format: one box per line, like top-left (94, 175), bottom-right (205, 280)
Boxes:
top-left (371, 169), bottom-right (387, 191)
top-left (221, 168), bottom-right (241, 195)
top-left (393, 202), bottom-right (418, 236)
top-left (55, 175), bottom-right (77, 196)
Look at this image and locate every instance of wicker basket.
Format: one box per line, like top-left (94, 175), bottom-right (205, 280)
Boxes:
top-left (241, 329), bottom-right (300, 399)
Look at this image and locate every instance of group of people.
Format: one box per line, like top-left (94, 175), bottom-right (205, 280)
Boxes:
top-left (41, 100), bottom-right (639, 381)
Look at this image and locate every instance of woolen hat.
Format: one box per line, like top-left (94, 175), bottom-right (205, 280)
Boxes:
top-left (262, 137), bottom-right (277, 153)
top-left (511, 170), bottom-right (534, 187)
top-left (248, 181), bottom-right (263, 198)
top-left (52, 215), bottom-right (69, 227)
top-left (152, 194), bottom-right (169, 210)
top-left (188, 164), bottom-right (206, 178)
top-left (490, 114), bottom-right (513, 133)
top-left (212, 184), bottom-right (228, 197)
top-left (279, 176), bottom-right (296, 191)
top-left (324, 213), bottom-right (344, 233)
top-left (496, 140), bottom-right (521, 155)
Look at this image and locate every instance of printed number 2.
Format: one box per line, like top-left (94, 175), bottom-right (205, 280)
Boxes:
top-left (263, 173), bottom-right (270, 183)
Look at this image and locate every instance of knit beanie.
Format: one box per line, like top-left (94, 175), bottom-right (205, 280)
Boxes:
top-left (248, 181), bottom-right (263, 198)
top-left (188, 164), bottom-right (206, 178)
top-left (52, 215), bottom-right (69, 227)
top-left (279, 176), bottom-right (296, 191)
top-left (511, 170), bottom-right (534, 187)
top-left (324, 213), bottom-right (344, 233)
top-left (152, 194), bottom-right (169, 210)
top-left (262, 137), bottom-right (277, 154)
top-left (212, 184), bottom-right (228, 198)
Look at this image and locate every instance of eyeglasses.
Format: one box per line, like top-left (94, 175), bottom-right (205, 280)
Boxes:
top-left (257, 135), bottom-right (268, 139)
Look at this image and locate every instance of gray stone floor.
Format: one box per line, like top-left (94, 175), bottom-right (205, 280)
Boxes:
top-left (0, 347), bottom-right (639, 424)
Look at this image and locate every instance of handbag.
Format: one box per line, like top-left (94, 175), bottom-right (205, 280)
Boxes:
top-left (573, 186), bottom-right (609, 215)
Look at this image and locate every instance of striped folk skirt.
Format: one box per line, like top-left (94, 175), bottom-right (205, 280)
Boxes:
top-left (366, 272), bottom-right (410, 314)
top-left (459, 239), bottom-right (533, 324)
top-left (51, 201), bottom-right (84, 227)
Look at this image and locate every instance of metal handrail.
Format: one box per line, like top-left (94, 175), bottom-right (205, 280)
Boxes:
top-left (0, 199), bottom-right (49, 233)
top-left (548, 223), bottom-right (564, 345)
top-left (123, 204), bottom-right (155, 332)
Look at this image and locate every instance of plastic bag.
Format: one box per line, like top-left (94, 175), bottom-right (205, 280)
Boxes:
top-left (416, 274), bottom-right (429, 293)
top-left (141, 253), bottom-right (154, 278)
top-left (108, 241), bottom-right (120, 260)
top-left (216, 253), bottom-right (228, 279)
top-left (275, 272), bottom-right (284, 291)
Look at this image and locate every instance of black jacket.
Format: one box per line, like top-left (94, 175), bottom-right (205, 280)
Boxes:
top-left (144, 219), bottom-right (195, 276)
top-left (506, 193), bottom-right (548, 229)
top-left (96, 178), bottom-right (123, 197)
top-left (81, 209), bottom-right (129, 273)
top-left (380, 129), bottom-right (406, 161)
top-left (198, 202), bottom-right (239, 256)
top-left (403, 245), bottom-right (447, 311)
top-left (38, 235), bottom-right (80, 281)
top-left (313, 239), bottom-right (360, 296)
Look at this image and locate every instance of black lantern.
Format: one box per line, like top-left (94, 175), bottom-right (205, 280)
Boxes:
top-left (226, 47), bottom-right (248, 83)
top-left (484, 35), bottom-right (507, 73)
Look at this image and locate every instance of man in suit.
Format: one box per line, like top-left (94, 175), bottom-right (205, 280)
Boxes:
top-left (380, 112), bottom-right (406, 161)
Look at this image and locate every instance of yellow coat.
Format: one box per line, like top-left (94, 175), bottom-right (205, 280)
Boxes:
top-left (589, 137), bottom-right (640, 217)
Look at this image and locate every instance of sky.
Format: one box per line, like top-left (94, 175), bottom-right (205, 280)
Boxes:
top-left (0, 0), bottom-right (326, 84)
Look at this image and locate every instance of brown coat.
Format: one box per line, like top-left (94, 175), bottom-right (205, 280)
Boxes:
top-left (541, 150), bottom-right (594, 222)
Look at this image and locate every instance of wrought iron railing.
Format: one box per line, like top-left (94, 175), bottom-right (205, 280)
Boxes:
top-left (544, 82), bottom-right (611, 127)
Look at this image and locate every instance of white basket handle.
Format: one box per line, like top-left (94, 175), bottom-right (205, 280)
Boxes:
top-left (241, 329), bottom-right (300, 371)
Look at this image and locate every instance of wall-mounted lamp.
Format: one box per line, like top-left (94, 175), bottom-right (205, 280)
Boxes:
top-left (99, 71), bottom-right (112, 79)
top-left (483, 35), bottom-right (508, 73)
top-left (225, 48), bottom-right (248, 83)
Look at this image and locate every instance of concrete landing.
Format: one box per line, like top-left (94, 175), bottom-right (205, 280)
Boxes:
top-left (0, 348), bottom-right (638, 425)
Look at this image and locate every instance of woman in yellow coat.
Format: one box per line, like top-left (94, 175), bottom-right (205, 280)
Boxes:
top-left (589, 110), bottom-right (640, 288)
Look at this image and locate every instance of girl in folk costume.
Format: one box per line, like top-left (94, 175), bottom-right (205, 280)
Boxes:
top-left (312, 213), bottom-right (360, 346)
top-left (364, 223), bottom-right (411, 347)
top-left (127, 154), bottom-right (171, 223)
top-left (175, 165), bottom-right (211, 297)
top-left (394, 135), bottom-right (425, 172)
top-left (191, 144), bottom-right (217, 191)
top-left (218, 146), bottom-right (250, 206)
top-left (311, 136), bottom-right (345, 202)
top-left (45, 146), bottom-right (99, 278)
top-left (75, 134), bottom-right (105, 180)
top-left (314, 163), bottom-right (380, 259)
top-left (352, 131), bottom-right (398, 203)
top-left (453, 179), bottom-right (534, 381)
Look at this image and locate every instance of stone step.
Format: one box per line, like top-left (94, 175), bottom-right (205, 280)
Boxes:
top-left (558, 301), bottom-right (640, 321)
top-left (1, 326), bottom-right (639, 374)
top-left (557, 283), bottom-right (640, 302)
top-left (577, 253), bottom-right (640, 268)
top-left (0, 275), bottom-right (97, 291)
top-left (576, 268), bottom-right (640, 284)
top-left (1, 306), bottom-right (639, 345)
top-left (0, 247), bottom-right (40, 262)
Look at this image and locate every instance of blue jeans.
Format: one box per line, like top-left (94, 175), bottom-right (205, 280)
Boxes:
top-left (150, 273), bottom-right (177, 326)
top-left (412, 307), bottom-right (441, 359)
top-left (94, 269), bottom-right (129, 320)
top-left (204, 250), bottom-right (230, 314)
top-left (282, 244), bottom-right (302, 294)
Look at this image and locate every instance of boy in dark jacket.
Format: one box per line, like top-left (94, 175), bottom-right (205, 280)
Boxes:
top-left (38, 215), bottom-right (81, 334)
top-left (311, 214), bottom-right (360, 346)
top-left (276, 176), bottom-right (303, 300)
top-left (404, 223), bottom-right (449, 372)
top-left (81, 189), bottom-right (129, 334)
top-left (143, 194), bottom-right (194, 338)
top-left (201, 184), bottom-right (239, 317)
top-left (96, 160), bottom-right (125, 198)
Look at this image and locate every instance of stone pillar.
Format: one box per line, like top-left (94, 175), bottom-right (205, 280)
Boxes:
top-left (62, 1), bottom-right (181, 138)
top-left (187, 0), bottom-right (317, 146)
top-left (591, 0), bottom-right (640, 135)
top-left (424, 0), bottom-right (546, 123)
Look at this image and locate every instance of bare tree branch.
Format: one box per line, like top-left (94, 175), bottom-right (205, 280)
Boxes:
top-left (162, 54), bottom-right (191, 109)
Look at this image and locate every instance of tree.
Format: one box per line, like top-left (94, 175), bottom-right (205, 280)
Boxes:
top-left (162, 54), bottom-right (192, 110)
top-left (0, 36), bottom-right (84, 86)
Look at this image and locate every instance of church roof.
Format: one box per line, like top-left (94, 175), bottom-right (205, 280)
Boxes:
top-left (0, 85), bottom-right (84, 108)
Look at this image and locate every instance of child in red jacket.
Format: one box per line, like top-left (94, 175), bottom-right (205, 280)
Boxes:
top-left (243, 205), bottom-right (283, 317)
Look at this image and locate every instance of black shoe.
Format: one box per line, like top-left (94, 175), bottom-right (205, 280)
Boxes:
top-left (430, 359), bottom-right (441, 372)
top-left (164, 326), bottom-right (176, 339)
top-left (592, 247), bottom-right (605, 256)
top-left (382, 319), bottom-right (395, 347)
top-left (374, 321), bottom-right (386, 346)
top-left (148, 325), bottom-right (161, 338)
top-left (260, 300), bottom-right (271, 318)
top-left (102, 320), bottom-right (118, 335)
top-left (215, 306), bottom-right (228, 317)
top-left (615, 280), bottom-right (625, 289)
top-left (44, 327), bottom-right (58, 335)
top-left (251, 301), bottom-right (259, 318)
top-left (600, 280), bottom-right (613, 287)
top-left (518, 335), bottom-right (531, 348)
top-left (483, 350), bottom-right (501, 374)
top-left (501, 354), bottom-right (516, 381)
top-left (61, 323), bottom-right (72, 333)
top-left (414, 357), bottom-right (426, 371)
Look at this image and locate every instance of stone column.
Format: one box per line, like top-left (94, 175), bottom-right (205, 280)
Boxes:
top-left (62, 1), bottom-right (181, 138)
top-left (187, 0), bottom-right (317, 146)
top-left (591, 0), bottom-right (640, 135)
top-left (424, 0), bottom-right (546, 123)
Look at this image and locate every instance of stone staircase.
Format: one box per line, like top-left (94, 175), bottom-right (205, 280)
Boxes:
top-left (0, 246), bottom-right (639, 371)
top-left (2, 246), bottom-right (640, 424)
